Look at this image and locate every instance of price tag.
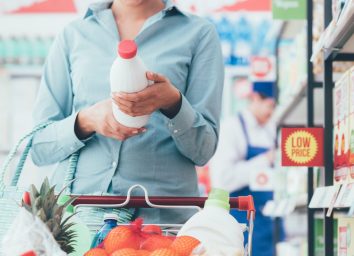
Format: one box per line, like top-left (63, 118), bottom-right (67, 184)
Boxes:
top-left (309, 187), bottom-right (327, 208)
top-left (348, 200), bottom-right (354, 216)
top-left (309, 185), bottom-right (341, 208)
top-left (335, 182), bottom-right (354, 207)
top-left (326, 185), bottom-right (342, 217)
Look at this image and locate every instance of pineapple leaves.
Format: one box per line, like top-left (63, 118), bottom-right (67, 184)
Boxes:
top-left (23, 177), bottom-right (79, 254)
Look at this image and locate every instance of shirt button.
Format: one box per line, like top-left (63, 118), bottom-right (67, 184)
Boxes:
top-left (112, 161), bottom-right (117, 168)
top-left (173, 129), bottom-right (178, 134)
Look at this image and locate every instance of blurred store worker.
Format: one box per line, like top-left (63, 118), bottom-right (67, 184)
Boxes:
top-left (30, 0), bottom-right (224, 224)
top-left (210, 81), bottom-right (285, 256)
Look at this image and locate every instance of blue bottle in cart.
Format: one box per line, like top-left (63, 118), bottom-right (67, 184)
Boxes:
top-left (91, 213), bottom-right (119, 248)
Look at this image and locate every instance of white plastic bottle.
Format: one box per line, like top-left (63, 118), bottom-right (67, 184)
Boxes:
top-left (110, 40), bottom-right (150, 128)
top-left (178, 188), bottom-right (244, 255)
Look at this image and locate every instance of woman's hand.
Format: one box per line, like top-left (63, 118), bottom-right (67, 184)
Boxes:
top-left (112, 72), bottom-right (182, 118)
top-left (75, 99), bottom-right (146, 141)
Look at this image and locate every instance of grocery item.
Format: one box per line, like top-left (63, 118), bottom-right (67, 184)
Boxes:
top-left (315, 215), bottom-right (338, 256)
top-left (21, 178), bottom-right (78, 254)
top-left (91, 213), bottom-right (119, 248)
top-left (334, 71), bottom-right (350, 184)
top-left (170, 236), bottom-right (200, 256)
top-left (177, 188), bottom-right (244, 254)
top-left (104, 219), bottom-right (142, 254)
top-left (84, 248), bottom-right (108, 256)
top-left (110, 40), bottom-right (150, 128)
top-left (150, 248), bottom-right (179, 256)
top-left (57, 195), bottom-right (92, 256)
top-left (111, 248), bottom-right (139, 256)
top-left (349, 67), bottom-right (354, 180)
top-left (140, 235), bottom-right (173, 251)
top-left (338, 216), bottom-right (354, 256)
top-left (137, 250), bottom-right (151, 256)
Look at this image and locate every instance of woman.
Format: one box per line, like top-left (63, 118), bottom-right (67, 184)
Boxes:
top-left (31, 0), bottom-right (224, 224)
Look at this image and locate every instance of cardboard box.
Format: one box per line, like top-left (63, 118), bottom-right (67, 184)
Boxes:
top-left (338, 216), bottom-right (354, 256)
top-left (334, 118), bottom-right (350, 184)
top-left (334, 70), bottom-right (351, 184)
top-left (349, 67), bottom-right (354, 181)
top-left (334, 72), bottom-right (350, 125)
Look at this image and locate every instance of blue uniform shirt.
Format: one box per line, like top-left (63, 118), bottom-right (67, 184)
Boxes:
top-left (31, 0), bottom-right (224, 223)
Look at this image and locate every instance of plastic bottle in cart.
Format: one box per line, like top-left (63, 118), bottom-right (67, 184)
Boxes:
top-left (110, 40), bottom-right (150, 128)
top-left (178, 188), bottom-right (244, 254)
top-left (91, 213), bottom-right (119, 249)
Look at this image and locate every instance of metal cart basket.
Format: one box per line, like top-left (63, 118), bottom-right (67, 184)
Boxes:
top-left (72, 185), bottom-right (256, 256)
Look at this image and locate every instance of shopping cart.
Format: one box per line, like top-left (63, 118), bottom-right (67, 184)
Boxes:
top-left (72, 184), bottom-right (255, 256)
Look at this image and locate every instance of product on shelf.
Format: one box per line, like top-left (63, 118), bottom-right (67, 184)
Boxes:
top-left (349, 66), bottom-right (354, 180)
top-left (338, 216), bottom-right (354, 256)
top-left (334, 71), bottom-right (350, 184)
top-left (314, 215), bottom-right (338, 256)
top-left (0, 35), bottom-right (54, 67)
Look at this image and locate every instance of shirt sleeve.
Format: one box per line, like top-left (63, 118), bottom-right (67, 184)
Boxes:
top-left (209, 118), bottom-right (271, 192)
top-left (31, 30), bottom-right (88, 166)
top-left (166, 23), bottom-right (224, 166)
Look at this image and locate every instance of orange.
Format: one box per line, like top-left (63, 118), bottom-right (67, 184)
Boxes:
top-left (110, 248), bottom-right (139, 256)
top-left (170, 236), bottom-right (200, 256)
top-left (84, 248), bottom-right (108, 256)
top-left (137, 250), bottom-right (151, 256)
top-left (104, 226), bottom-right (140, 254)
top-left (150, 249), bottom-right (179, 256)
top-left (142, 225), bottom-right (162, 236)
top-left (140, 235), bottom-right (173, 251)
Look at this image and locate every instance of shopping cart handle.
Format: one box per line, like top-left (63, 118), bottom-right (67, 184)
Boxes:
top-left (236, 195), bottom-right (256, 220)
top-left (72, 195), bottom-right (255, 219)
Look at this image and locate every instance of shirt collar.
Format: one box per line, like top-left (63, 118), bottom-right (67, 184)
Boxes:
top-left (84, 0), bottom-right (187, 19)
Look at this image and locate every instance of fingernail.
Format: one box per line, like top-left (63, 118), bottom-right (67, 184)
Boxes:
top-left (132, 130), bottom-right (139, 134)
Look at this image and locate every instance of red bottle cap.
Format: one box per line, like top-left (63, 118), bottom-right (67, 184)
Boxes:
top-left (118, 40), bottom-right (137, 59)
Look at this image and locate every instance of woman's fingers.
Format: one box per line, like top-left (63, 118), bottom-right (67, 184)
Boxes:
top-left (146, 71), bottom-right (167, 83)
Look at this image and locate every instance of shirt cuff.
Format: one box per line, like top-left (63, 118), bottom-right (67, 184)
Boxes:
top-left (166, 95), bottom-right (196, 137)
top-left (56, 113), bottom-right (90, 155)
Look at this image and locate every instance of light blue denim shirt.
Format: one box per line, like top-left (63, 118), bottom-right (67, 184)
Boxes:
top-left (31, 0), bottom-right (224, 223)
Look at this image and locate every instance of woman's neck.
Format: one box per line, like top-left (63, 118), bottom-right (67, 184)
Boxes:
top-left (112, 0), bottom-right (165, 22)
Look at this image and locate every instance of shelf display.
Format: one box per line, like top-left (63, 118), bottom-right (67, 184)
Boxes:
top-left (338, 216), bottom-right (354, 255)
top-left (334, 71), bottom-right (350, 184)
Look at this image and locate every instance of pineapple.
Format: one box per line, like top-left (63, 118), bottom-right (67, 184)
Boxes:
top-left (21, 178), bottom-right (78, 254)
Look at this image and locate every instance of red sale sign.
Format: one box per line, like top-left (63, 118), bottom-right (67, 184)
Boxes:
top-left (282, 128), bottom-right (324, 167)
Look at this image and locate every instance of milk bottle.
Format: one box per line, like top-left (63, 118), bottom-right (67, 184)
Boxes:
top-left (110, 40), bottom-right (150, 128)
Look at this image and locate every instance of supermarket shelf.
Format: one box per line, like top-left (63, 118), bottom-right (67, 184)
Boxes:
top-left (224, 65), bottom-right (250, 77)
top-left (324, 4), bottom-right (354, 60)
top-left (273, 82), bottom-right (307, 125)
top-left (5, 66), bottom-right (43, 79)
top-left (263, 194), bottom-right (308, 217)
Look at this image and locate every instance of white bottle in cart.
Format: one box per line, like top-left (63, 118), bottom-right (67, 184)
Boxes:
top-left (110, 40), bottom-right (150, 128)
top-left (178, 188), bottom-right (244, 255)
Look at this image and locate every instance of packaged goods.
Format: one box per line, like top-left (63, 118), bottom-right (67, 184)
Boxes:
top-left (178, 188), bottom-right (244, 254)
top-left (110, 40), bottom-right (150, 128)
